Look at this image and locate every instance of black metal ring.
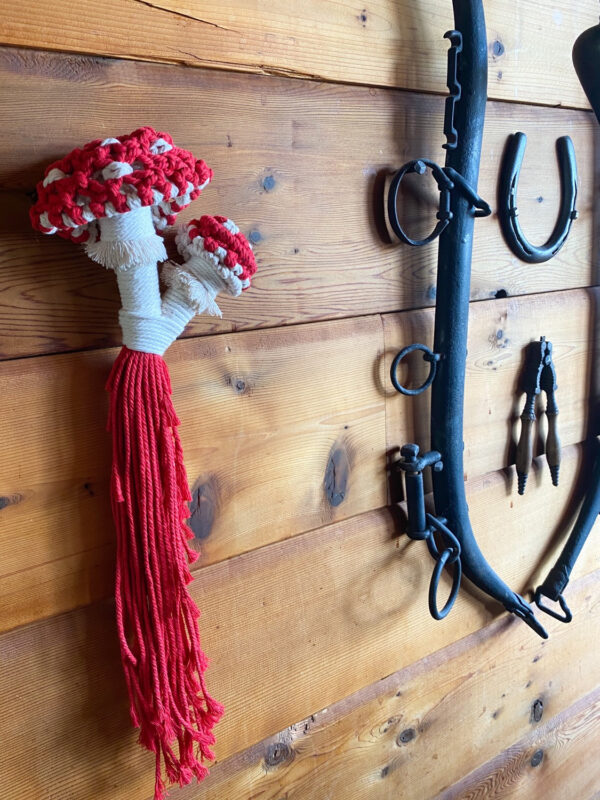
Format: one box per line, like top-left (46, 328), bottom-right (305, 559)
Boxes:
top-left (534, 587), bottom-right (572, 623)
top-left (386, 159), bottom-right (453, 247)
top-left (429, 547), bottom-right (462, 620)
top-left (424, 514), bottom-right (461, 565)
top-left (390, 343), bottom-right (440, 396)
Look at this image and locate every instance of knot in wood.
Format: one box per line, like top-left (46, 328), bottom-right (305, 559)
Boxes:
top-left (531, 698), bottom-right (544, 723)
top-left (397, 727), bottom-right (416, 745)
top-left (530, 748), bottom-right (544, 768)
top-left (264, 741), bottom-right (293, 768)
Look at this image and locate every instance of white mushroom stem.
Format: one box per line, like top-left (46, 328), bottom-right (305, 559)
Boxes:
top-left (86, 205), bottom-right (165, 318)
top-left (115, 259), bottom-right (225, 357)
top-left (116, 262), bottom-right (162, 318)
top-left (161, 256), bottom-right (228, 335)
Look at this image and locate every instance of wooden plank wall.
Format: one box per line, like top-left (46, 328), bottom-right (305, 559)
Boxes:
top-left (1, 1), bottom-right (599, 798)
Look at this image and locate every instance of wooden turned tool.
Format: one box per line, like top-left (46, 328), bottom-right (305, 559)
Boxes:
top-left (516, 336), bottom-right (561, 495)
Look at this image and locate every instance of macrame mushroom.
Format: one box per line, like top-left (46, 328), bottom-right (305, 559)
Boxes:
top-left (30, 125), bottom-right (212, 354)
top-left (163, 213), bottom-right (257, 320)
top-left (30, 127), bottom-right (256, 800)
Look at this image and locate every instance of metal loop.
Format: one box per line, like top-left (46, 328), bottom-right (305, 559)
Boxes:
top-left (386, 159), bottom-right (453, 247)
top-left (425, 514), bottom-right (461, 564)
top-left (429, 547), bottom-right (462, 620)
top-left (390, 344), bottom-right (440, 396)
top-left (386, 159), bottom-right (491, 248)
top-left (534, 587), bottom-right (573, 623)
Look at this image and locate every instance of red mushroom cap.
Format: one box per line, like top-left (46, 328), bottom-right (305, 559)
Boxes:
top-left (30, 126), bottom-right (212, 244)
top-left (175, 215), bottom-right (257, 296)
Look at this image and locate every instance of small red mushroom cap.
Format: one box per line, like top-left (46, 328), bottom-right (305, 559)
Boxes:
top-left (30, 126), bottom-right (212, 244)
top-left (175, 215), bottom-right (257, 296)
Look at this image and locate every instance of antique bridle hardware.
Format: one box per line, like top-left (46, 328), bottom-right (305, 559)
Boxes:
top-left (532, 20), bottom-right (600, 625)
top-left (534, 440), bottom-right (600, 624)
top-left (386, 159), bottom-right (491, 247)
top-left (515, 337), bottom-right (561, 495)
top-left (385, 0), bottom-right (548, 639)
top-left (573, 20), bottom-right (600, 124)
top-left (498, 132), bottom-right (578, 264)
top-left (386, 30), bottom-right (491, 248)
top-left (390, 343), bottom-right (440, 396)
top-left (394, 444), bottom-right (462, 619)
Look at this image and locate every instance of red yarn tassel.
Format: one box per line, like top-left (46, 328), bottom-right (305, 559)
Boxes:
top-left (106, 347), bottom-right (224, 799)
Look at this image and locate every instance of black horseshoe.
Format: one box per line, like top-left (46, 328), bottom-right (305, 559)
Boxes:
top-left (498, 132), bottom-right (578, 264)
top-left (390, 343), bottom-right (440, 396)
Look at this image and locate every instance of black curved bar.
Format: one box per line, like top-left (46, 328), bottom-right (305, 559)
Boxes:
top-left (535, 441), bottom-right (600, 621)
top-left (573, 23), bottom-right (600, 126)
top-left (429, 1), bottom-right (547, 637)
top-left (498, 132), bottom-right (578, 264)
top-left (532, 20), bottom-right (600, 622)
top-left (388, 0), bottom-right (547, 638)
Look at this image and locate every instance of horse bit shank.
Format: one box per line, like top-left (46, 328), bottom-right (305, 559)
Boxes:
top-left (386, 0), bottom-right (549, 638)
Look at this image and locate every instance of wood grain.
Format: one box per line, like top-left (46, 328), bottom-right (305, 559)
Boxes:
top-left (0, 443), bottom-right (599, 800)
top-left (384, 287), bottom-right (600, 481)
top-left (1, 289), bottom-right (598, 633)
top-left (167, 570), bottom-right (600, 800)
top-left (0, 1), bottom-right (595, 108)
top-left (0, 47), bottom-right (597, 359)
top-left (441, 685), bottom-right (600, 800)
top-left (0, 314), bottom-right (385, 632)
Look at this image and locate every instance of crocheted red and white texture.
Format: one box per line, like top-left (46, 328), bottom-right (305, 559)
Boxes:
top-left (29, 126), bottom-right (212, 244)
top-left (175, 215), bottom-right (257, 297)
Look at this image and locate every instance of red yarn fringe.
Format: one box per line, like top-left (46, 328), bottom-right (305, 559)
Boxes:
top-left (106, 347), bottom-right (224, 800)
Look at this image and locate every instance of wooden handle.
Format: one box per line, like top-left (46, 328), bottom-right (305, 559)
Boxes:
top-left (516, 417), bottom-right (534, 494)
top-left (546, 412), bottom-right (561, 486)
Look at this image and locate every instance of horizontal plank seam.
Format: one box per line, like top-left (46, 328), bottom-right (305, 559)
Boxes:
top-left (176, 566), bottom-right (600, 791)
top-left (435, 674), bottom-right (600, 799)
top-left (0, 283), bottom-right (597, 365)
top-left (0, 441), bottom-right (592, 636)
top-left (0, 41), bottom-right (594, 114)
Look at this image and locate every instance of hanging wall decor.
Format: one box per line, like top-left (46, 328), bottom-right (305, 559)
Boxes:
top-left (385, 0), bottom-right (548, 637)
top-left (29, 126), bottom-right (257, 800)
top-left (498, 131), bottom-right (578, 264)
top-left (515, 336), bottom-right (561, 495)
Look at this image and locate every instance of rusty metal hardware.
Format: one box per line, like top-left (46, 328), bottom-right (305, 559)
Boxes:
top-left (515, 337), bottom-right (561, 495)
top-left (498, 132), bottom-right (578, 264)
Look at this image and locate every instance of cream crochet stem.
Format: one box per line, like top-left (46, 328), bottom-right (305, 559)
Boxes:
top-left (161, 253), bottom-right (228, 335)
top-left (183, 253), bottom-right (230, 297)
top-left (86, 205), bottom-right (165, 318)
top-left (83, 208), bottom-right (233, 355)
top-left (116, 253), bottom-right (227, 356)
